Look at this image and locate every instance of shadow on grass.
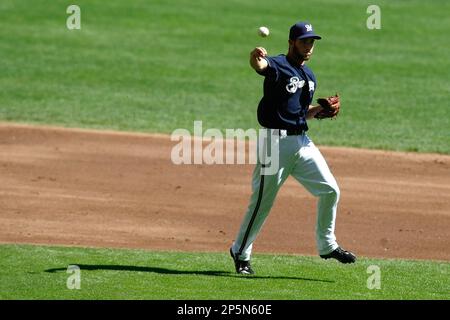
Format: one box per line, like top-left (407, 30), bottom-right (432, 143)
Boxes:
top-left (45, 265), bottom-right (334, 283)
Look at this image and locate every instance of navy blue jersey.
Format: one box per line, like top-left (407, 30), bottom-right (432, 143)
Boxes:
top-left (256, 54), bottom-right (317, 130)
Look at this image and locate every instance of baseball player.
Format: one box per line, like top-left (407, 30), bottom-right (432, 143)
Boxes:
top-left (230, 22), bottom-right (356, 275)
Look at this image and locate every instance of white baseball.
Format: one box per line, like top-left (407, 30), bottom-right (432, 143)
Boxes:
top-left (258, 26), bottom-right (270, 37)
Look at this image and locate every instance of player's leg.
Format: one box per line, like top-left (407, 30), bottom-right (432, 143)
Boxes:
top-left (231, 131), bottom-right (295, 263)
top-left (231, 161), bottom-right (290, 262)
top-left (290, 134), bottom-right (341, 256)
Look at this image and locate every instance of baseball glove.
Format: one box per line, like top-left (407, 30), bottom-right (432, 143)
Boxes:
top-left (314, 94), bottom-right (340, 120)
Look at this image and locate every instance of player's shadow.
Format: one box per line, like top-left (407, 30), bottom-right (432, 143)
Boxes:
top-left (45, 264), bottom-right (334, 283)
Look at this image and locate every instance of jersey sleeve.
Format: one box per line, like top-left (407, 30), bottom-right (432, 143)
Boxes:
top-left (256, 56), bottom-right (279, 80)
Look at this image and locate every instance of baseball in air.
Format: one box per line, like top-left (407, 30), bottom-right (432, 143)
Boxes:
top-left (258, 26), bottom-right (270, 37)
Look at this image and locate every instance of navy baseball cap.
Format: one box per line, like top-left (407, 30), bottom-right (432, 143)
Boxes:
top-left (289, 22), bottom-right (322, 40)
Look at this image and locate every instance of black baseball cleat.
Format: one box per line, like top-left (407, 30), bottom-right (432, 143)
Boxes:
top-left (230, 248), bottom-right (255, 275)
top-left (320, 247), bottom-right (357, 264)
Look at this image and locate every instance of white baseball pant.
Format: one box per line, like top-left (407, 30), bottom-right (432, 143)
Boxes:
top-left (232, 129), bottom-right (340, 261)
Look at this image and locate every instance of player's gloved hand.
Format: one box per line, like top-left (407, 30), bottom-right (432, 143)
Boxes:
top-left (314, 94), bottom-right (340, 120)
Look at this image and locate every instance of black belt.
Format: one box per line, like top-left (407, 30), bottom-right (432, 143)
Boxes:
top-left (278, 128), bottom-right (305, 136)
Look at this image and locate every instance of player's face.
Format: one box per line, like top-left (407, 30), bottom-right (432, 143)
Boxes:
top-left (290, 38), bottom-right (315, 61)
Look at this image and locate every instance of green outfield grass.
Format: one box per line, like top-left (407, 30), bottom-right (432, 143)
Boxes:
top-left (0, 244), bottom-right (448, 300)
top-left (0, 0), bottom-right (449, 153)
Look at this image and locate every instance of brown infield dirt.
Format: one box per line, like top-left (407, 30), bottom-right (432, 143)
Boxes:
top-left (0, 123), bottom-right (449, 261)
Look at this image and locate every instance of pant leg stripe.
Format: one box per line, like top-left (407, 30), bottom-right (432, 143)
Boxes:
top-left (238, 173), bottom-right (265, 256)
